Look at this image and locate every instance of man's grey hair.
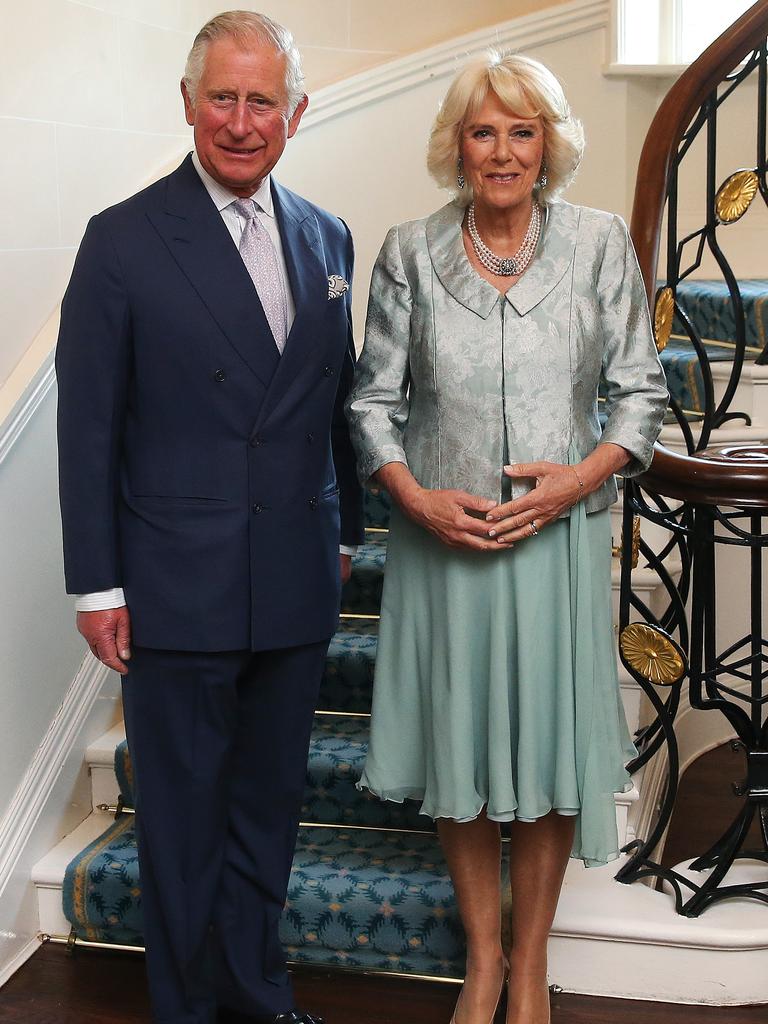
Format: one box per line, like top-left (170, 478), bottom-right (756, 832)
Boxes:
top-left (183, 10), bottom-right (306, 113)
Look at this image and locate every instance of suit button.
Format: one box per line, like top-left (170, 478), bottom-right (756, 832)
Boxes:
top-left (306, 433), bottom-right (314, 444)
top-left (252, 503), bottom-right (263, 514)
top-left (309, 496), bottom-right (318, 510)
top-left (323, 366), bottom-right (334, 377)
top-left (250, 435), bottom-right (264, 447)
top-left (214, 369), bottom-right (226, 382)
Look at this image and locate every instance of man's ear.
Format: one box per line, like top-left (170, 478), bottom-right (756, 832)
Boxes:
top-left (287, 94), bottom-right (309, 139)
top-left (181, 79), bottom-right (195, 127)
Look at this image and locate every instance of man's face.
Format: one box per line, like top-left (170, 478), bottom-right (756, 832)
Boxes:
top-left (182, 37), bottom-right (308, 197)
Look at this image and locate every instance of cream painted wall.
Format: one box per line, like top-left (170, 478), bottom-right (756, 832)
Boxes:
top-left (0, 0), bottom-right (563, 390)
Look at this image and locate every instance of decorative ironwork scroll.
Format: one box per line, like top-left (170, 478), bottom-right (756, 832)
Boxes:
top-left (615, 17), bottom-right (768, 915)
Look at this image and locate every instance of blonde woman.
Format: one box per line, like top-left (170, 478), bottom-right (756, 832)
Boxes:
top-left (346, 52), bottom-right (667, 1024)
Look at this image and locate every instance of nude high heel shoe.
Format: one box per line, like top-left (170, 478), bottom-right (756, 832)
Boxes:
top-left (450, 964), bottom-right (507, 1024)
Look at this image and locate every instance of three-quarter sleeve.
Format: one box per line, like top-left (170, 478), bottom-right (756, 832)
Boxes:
top-left (597, 215), bottom-right (669, 476)
top-left (345, 225), bottom-right (413, 485)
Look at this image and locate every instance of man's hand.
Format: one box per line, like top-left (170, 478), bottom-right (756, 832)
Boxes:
top-left (340, 553), bottom-right (352, 585)
top-left (77, 607), bottom-right (132, 675)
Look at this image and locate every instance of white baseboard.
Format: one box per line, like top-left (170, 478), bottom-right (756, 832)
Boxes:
top-left (0, 935), bottom-right (42, 989)
top-left (0, 654), bottom-right (113, 988)
top-left (0, 654), bottom-right (108, 903)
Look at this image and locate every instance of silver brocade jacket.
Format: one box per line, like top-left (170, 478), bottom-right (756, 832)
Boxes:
top-left (345, 199), bottom-right (669, 513)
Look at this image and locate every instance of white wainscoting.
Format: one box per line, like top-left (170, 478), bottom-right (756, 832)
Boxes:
top-left (0, 381), bottom-right (121, 982)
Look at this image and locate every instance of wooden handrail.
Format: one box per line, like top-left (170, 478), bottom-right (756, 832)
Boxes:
top-left (631, 0), bottom-right (768, 303)
top-left (631, 0), bottom-right (768, 505)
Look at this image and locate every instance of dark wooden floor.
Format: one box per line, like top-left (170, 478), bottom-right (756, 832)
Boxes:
top-left (1, 944), bottom-right (765, 1024)
top-left (1, 744), bottom-right (765, 1024)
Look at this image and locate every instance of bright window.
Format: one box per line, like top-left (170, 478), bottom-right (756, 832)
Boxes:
top-left (614, 0), bottom-right (755, 66)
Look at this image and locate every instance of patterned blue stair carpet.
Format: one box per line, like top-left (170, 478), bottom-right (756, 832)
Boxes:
top-left (283, 826), bottom-right (464, 976)
top-left (63, 814), bottom-right (141, 945)
top-left (341, 535), bottom-right (387, 615)
top-left (659, 280), bottom-right (768, 415)
top-left (317, 620), bottom-right (377, 714)
top-left (660, 336), bottom-right (745, 416)
top-left (303, 714), bottom-right (434, 831)
top-left (63, 820), bottom-right (465, 978)
top-left (675, 279), bottom-right (768, 355)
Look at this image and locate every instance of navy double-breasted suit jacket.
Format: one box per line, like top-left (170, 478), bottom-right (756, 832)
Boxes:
top-left (56, 154), bottom-right (364, 652)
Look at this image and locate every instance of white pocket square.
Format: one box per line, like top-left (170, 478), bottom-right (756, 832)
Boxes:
top-left (328, 274), bottom-right (349, 300)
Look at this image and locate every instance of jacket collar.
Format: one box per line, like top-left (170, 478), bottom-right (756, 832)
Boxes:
top-left (425, 199), bottom-right (580, 318)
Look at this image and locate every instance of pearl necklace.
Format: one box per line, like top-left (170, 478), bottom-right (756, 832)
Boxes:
top-left (467, 201), bottom-right (542, 277)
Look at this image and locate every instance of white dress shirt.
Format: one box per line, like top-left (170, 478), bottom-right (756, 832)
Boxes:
top-left (76, 153), bottom-right (355, 613)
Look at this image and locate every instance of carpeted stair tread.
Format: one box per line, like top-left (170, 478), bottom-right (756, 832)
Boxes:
top-left (63, 814), bottom-right (142, 945)
top-left (662, 279), bottom-right (768, 414)
top-left (675, 278), bottom-right (768, 356)
top-left (281, 826), bottom-right (464, 976)
top-left (62, 820), bottom-right (464, 977)
top-left (304, 715), bottom-right (435, 831)
top-left (341, 536), bottom-right (387, 615)
top-left (317, 620), bottom-right (378, 714)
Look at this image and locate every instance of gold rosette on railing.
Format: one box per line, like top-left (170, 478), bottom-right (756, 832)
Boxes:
top-left (715, 168), bottom-right (759, 224)
top-left (653, 287), bottom-right (675, 352)
top-left (619, 623), bottom-right (686, 686)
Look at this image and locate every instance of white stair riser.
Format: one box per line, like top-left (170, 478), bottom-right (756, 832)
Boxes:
top-left (37, 885), bottom-right (73, 938)
top-left (90, 764), bottom-right (120, 809)
top-left (711, 362), bottom-right (768, 427)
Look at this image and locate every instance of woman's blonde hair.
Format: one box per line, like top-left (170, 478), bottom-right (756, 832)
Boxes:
top-left (427, 51), bottom-right (584, 205)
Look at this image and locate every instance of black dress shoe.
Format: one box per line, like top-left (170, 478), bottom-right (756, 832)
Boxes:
top-left (273, 1014), bottom-right (324, 1024)
top-left (218, 1009), bottom-right (324, 1024)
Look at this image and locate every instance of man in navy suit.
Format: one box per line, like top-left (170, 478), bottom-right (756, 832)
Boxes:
top-left (56, 12), bottom-right (363, 1024)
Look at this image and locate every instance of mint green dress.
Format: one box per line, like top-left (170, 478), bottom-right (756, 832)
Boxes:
top-left (348, 204), bottom-right (664, 869)
top-left (358, 497), bottom-right (636, 868)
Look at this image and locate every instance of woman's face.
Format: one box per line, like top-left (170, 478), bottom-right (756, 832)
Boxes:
top-left (460, 90), bottom-right (544, 214)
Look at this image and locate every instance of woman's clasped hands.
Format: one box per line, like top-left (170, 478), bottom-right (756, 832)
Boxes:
top-left (485, 461), bottom-right (584, 545)
top-left (403, 461), bottom-right (584, 551)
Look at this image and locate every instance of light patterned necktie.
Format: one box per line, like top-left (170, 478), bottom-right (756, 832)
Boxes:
top-left (232, 198), bottom-right (288, 353)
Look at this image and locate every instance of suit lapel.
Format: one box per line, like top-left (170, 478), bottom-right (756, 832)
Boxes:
top-left (146, 155), bottom-right (280, 387)
top-left (255, 182), bottom-right (329, 426)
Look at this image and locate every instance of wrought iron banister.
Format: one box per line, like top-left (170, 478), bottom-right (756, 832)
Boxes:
top-left (632, 0), bottom-right (768, 309)
top-left (616, 0), bottom-right (768, 915)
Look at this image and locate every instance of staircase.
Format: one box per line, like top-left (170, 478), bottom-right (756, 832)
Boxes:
top-left (33, 485), bottom-right (644, 981)
top-left (28, 352), bottom-right (768, 1002)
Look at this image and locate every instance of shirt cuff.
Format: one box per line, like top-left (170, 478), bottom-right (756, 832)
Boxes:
top-left (75, 588), bottom-right (127, 612)
top-left (339, 545), bottom-right (358, 557)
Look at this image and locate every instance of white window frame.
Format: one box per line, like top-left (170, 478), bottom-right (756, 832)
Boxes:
top-left (605, 0), bottom-right (746, 77)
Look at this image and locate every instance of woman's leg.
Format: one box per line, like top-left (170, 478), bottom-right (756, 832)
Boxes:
top-left (505, 811), bottom-right (576, 1024)
top-left (438, 813), bottom-right (507, 1024)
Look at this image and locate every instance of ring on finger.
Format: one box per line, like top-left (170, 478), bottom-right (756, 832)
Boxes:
top-left (529, 519), bottom-right (539, 537)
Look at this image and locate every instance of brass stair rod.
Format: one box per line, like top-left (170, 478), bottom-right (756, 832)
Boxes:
top-left (44, 931), bottom-right (465, 983)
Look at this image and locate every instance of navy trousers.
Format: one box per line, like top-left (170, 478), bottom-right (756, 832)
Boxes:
top-left (121, 641), bottom-right (329, 1024)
